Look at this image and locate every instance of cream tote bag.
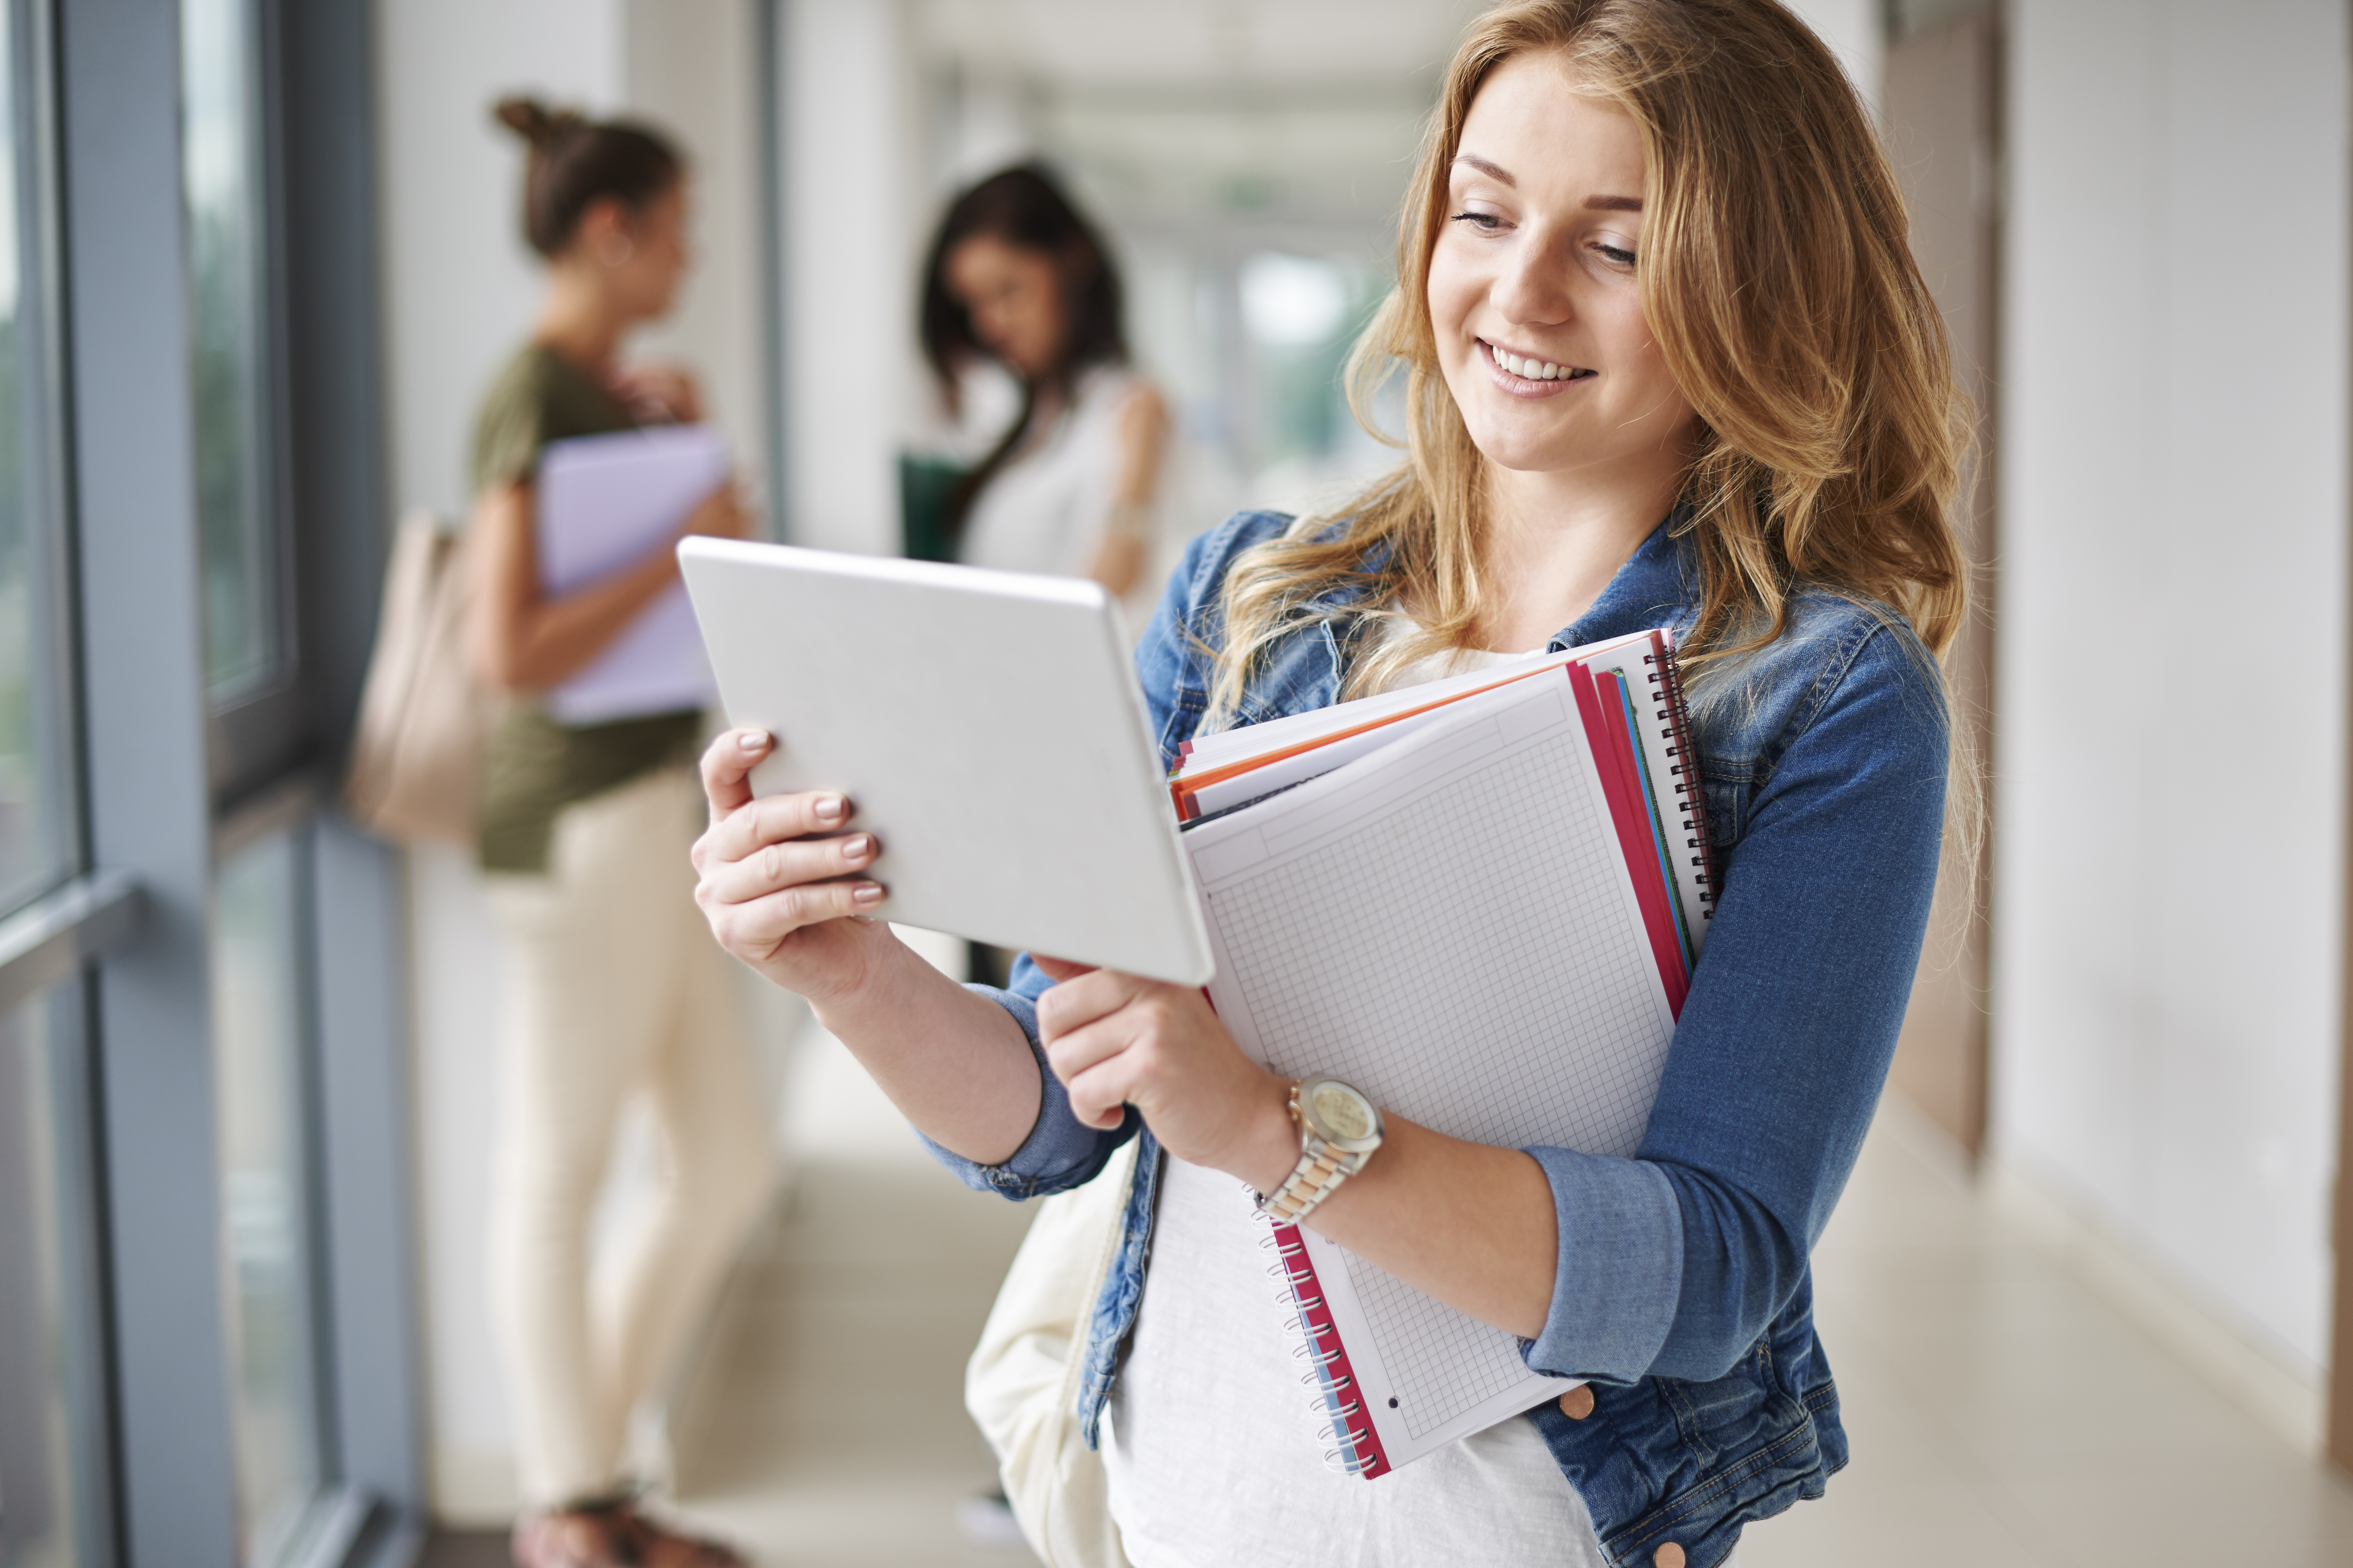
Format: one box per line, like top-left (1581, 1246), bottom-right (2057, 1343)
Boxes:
top-left (345, 510), bottom-right (488, 846)
top-left (966, 1138), bottom-right (1139, 1568)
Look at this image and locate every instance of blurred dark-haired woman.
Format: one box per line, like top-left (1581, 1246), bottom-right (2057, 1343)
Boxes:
top-left (921, 163), bottom-right (1168, 598)
top-left (471, 97), bottom-right (768, 1568)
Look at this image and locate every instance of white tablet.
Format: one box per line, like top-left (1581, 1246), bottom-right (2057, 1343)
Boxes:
top-left (678, 536), bottom-right (1214, 986)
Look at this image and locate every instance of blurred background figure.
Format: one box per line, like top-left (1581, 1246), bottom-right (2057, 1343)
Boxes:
top-left (467, 97), bottom-right (770, 1568)
top-left (912, 164), bottom-right (1167, 604)
top-left (914, 164), bottom-right (1168, 996)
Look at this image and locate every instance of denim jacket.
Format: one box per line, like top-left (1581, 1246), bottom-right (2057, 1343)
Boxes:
top-left (927, 509), bottom-right (1949, 1568)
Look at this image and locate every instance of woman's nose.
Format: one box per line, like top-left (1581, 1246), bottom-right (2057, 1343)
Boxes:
top-left (1490, 229), bottom-right (1575, 329)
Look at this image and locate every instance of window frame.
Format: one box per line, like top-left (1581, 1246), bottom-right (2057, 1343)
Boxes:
top-left (195, 0), bottom-right (307, 803)
top-left (56, 0), bottom-right (425, 1561)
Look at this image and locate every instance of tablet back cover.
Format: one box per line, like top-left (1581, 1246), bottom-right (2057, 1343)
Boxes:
top-left (680, 536), bottom-right (1213, 986)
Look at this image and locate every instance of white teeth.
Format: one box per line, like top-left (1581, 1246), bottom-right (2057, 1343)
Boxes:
top-left (1493, 344), bottom-right (1567, 379)
top-left (1489, 343), bottom-right (1581, 381)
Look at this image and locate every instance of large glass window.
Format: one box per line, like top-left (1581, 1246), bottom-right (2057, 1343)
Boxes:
top-left (0, 1), bottom-right (103, 1561)
top-left (0, 0), bottom-right (75, 911)
top-left (180, 0), bottom-right (282, 701)
top-left (0, 996), bottom-right (107, 1568)
top-left (211, 824), bottom-right (326, 1565)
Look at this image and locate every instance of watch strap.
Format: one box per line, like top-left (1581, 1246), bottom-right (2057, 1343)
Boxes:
top-left (1256, 1082), bottom-right (1372, 1225)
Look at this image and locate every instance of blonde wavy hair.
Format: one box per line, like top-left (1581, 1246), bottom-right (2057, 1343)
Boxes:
top-left (1203, 0), bottom-right (1970, 729)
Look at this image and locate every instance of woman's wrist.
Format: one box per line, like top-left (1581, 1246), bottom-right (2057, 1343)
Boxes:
top-left (1222, 1072), bottom-right (1305, 1196)
top-left (802, 917), bottom-right (914, 1029)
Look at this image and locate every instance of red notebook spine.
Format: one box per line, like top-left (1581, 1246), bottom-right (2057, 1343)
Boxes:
top-left (1266, 1221), bottom-right (1391, 1478)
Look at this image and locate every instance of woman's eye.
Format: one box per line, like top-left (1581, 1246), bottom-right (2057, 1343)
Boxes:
top-left (1449, 210), bottom-right (1505, 232)
top-left (1595, 243), bottom-right (1637, 268)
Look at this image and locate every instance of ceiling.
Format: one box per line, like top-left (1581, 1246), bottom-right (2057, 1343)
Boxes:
top-left (909, 0), bottom-right (1493, 241)
top-left (909, 0), bottom-right (1492, 92)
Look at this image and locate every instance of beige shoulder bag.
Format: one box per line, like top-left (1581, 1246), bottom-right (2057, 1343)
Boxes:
top-left (343, 510), bottom-right (490, 846)
top-left (965, 1139), bottom-right (1139, 1568)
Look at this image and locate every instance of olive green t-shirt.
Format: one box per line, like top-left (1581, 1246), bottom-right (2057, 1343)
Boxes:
top-left (472, 343), bottom-right (702, 874)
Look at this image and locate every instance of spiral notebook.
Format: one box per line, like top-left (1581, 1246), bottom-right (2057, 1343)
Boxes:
top-left (1179, 631), bottom-right (1711, 1478)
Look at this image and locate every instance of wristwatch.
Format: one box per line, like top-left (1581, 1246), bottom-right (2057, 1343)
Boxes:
top-left (1255, 1075), bottom-right (1385, 1225)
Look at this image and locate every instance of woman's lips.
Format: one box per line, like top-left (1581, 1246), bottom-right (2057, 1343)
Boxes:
top-left (1479, 339), bottom-right (1595, 399)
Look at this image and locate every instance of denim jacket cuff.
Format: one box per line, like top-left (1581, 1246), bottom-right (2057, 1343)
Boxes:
top-left (915, 984), bottom-right (1112, 1200)
top-left (1521, 1145), bottom-right (1684, 1382)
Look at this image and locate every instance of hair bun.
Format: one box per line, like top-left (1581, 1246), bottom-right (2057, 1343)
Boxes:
top-left (493, 95), bottom-right (580, 148)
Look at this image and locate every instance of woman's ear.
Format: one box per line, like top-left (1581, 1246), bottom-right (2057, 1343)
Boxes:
top-left (571, 195), bottom-right (636, 267)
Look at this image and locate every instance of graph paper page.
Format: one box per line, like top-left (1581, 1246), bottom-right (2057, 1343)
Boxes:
top-left (1185, 671), bottom-right (1678, 1469)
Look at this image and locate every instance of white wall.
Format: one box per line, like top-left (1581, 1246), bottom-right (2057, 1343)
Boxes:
top-left (373, 0), bottom-right (776, 1521)
top-left (780, 0), bottom-right (916, 554)
top-left (1996, 0), bottom-right (2348, 1383)
top-left (376, 0), bottom-right (621, 524)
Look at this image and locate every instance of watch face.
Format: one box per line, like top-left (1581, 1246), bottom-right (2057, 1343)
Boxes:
top-left (1308, 1081), bottom-right (1374, 1142)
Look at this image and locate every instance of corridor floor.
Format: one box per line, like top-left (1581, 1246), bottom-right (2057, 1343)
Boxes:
top-left (578, 1025), bottom-right (2353, 1567)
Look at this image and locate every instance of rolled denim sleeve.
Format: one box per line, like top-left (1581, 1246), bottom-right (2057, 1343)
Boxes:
top-left (1519, 618), bottom-right (1948, 1383)
top-left (1521, 1147), bottom-right (1684, 1381)
top-left (916, 958), bottom-right (1138, 1201)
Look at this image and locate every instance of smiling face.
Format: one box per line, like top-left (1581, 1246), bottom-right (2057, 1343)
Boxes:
top-left (1426, 51), bottom-right (1695, 485)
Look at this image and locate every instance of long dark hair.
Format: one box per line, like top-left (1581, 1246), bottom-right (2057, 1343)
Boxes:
top-left (494, 96), bottom-right (683, 258)
top-left (918, 164), bottom-right (1128, 532)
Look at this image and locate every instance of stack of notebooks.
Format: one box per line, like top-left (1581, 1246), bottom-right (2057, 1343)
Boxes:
top-left (1169, 629), bottom-right (1715, 1478)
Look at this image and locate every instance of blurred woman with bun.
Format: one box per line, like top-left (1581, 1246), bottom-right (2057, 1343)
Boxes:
top-left (471, 96), bottom-right (769, 1568)
top-left (920, 163), bottom-right (1168, 599)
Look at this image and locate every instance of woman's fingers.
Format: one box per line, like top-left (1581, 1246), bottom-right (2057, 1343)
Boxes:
top-left (1058, 1036), bottom-right (1150, 1131)
top-left (1039, 974), bottom-right (1171, 1131)
top-left (699, 728), bottom-right (772, 824)
top-left (697, 830), bottom-right (878, 906)
top-left (695, 785), bottom-right (853, 870)
top-left (1034, 966), bottom-right (1144, 1045)
top-left (706, 878), bottom-right (887, 960)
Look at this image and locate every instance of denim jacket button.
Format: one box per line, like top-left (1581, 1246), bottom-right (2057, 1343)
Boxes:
top-left (1653, 1545), bottom-right (1685, 1568)
top-left (1558, 1386), bottom-right (1595, 1420)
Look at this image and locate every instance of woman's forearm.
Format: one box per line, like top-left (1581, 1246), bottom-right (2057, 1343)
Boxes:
top-left (1223, 1094), bottom-right (1559, 1339)
top-left (491, 546), bottom-right (679, 689)
top-left (471, 480), bottom-right (685, 691)
top-left (1038, 968), bottom-right (1561, 1340)
top-left (815, 935), bottom-right (1047, 1167)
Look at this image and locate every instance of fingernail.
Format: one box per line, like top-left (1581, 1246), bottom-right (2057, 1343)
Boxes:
top-left (852, 883), bottom-right (884, 908)
top-left (813, 795), bottom-right (846, 824)
top-left (841, 834), bottom-right (873, 861)
top-left (738, 730), bottom-right (768, 752)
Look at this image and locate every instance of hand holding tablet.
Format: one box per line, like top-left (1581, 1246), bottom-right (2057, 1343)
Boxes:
top-left (677, 536), bottom-right (1214, 987)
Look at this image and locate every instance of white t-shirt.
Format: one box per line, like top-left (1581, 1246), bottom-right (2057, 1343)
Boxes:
top-left (959, 365), bottom-right (1148, 580)
top-left (1100, 635), bottom-right (1611, 1568)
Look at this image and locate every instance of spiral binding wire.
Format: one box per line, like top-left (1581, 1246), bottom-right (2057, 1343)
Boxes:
top-left (1642, 637), bottom-right (1718, 921)
top-left (1259, 1215), bottom-right (1383, 1476)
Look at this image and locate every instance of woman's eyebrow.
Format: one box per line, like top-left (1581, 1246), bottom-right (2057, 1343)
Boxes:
top-left (1452, 154), bottom-right (1642, 213)
top-left (1453, 153), bottom-right (1514, 185)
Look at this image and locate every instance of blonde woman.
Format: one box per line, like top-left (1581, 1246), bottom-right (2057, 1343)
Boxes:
top-left (692, 3), bottom-right (1964, 1564)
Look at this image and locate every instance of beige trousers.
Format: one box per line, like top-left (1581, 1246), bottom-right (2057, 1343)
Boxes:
top-left (485, 764), bottom-right (776, 1507)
